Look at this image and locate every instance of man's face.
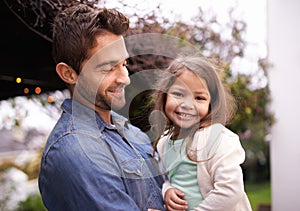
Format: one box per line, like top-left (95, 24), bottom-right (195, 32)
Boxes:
top-left (74, 32), bottom-right (130, 112)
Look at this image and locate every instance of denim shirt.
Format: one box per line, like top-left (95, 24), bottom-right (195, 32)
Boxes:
top-left (38, 99), bottom-right (165, 211)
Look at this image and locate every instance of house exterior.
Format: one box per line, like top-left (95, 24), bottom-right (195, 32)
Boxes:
top-left (268, 0), bottom-right (300, 210)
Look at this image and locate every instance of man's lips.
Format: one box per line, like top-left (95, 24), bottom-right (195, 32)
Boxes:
top-left (108, 88), bottom-right (124, 97)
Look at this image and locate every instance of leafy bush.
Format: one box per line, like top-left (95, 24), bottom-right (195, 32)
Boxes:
top-left (17, 194), bottom-right (46, 211)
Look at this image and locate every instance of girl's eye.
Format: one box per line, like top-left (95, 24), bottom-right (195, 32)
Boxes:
top-left (171, 92), bottom-right (183, 97)
top-left (195, 96), bottom-right (205, 101)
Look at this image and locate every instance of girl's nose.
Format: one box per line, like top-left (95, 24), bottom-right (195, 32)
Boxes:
top-left (179, 98), bottom-right (194, 110)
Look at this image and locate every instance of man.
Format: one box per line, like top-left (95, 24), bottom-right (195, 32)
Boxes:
top-left (38, 3), bottom-right (164, 211)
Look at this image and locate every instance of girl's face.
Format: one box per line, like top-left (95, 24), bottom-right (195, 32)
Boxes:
top-left (165, 69), bottom-right (211, 133)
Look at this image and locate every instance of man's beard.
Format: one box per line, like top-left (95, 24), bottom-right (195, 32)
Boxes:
top-left (95, 93), bottom-right (111, 110)
top-left (95, 92), bottom-right (126, 111)
top-left (74, 80), bottom-right (126, 111)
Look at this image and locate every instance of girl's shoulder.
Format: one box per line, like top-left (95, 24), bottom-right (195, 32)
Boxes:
top-left (191, 124), bottom-right (240, 157)
top-left (156, 133), bottom-right (171, 153)
top-left (195, 123), bottom-right (238, 140)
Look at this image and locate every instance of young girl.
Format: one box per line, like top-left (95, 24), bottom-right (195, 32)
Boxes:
top-left (152, 55), bottom-right (252, 211)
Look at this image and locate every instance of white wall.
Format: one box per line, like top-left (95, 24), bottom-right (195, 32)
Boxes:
top-left (268, 0), bottom-right (300, 210)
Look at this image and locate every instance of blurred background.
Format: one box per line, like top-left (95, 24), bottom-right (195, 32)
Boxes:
top-left (0, 0), bottom-right (299, 210)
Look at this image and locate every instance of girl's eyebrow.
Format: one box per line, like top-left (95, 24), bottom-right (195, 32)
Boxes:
top-left (170, 84), bottom-right (210, 96)
top-left (194, 91), bottom-right (210, 98)
top-left (194, 89), bottom-right (209, 94)
top-left (168, 86), bottom-right (185, 93)
top-left (169, 84), bottom-right (185, 90)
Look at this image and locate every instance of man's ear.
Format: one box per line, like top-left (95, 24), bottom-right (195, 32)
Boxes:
top-left (56, 62), bottom-right (78, 85)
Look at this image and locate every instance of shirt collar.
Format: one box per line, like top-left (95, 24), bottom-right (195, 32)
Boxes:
top-left (111, 111), bottom-right (128, 137)
top-left (61, 99), bottom-right (128, 134)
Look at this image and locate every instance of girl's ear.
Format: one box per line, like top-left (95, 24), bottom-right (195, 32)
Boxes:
top-left (56, 62), bottom-right (78, 85)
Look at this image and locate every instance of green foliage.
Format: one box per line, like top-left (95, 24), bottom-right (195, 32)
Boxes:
top-left (226, 73), bottom-right (273, 182)
top-left (123, 2), bottom-right (274, 183)
top-left (7, 0), bottom-right (273, 184)
top-left (245, 181), bottom-right (271, 211)
top-left (17, 194), bottom-right (47, 211)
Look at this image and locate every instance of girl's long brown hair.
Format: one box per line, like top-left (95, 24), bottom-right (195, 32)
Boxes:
top-left (152, 55), bottom-right (236, 161)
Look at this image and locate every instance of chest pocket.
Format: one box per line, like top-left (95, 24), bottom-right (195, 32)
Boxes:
top-left (121, 156), bottom-right (164, 211)
top-left (121, 157), bottom-right (144, 178)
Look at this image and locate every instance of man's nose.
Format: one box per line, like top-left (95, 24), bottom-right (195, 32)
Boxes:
top-left (116, 66), bottom-right (130, 85)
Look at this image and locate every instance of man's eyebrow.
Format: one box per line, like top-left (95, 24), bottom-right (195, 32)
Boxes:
top-left (95, 60), bottom-right (119, 68)
top-left (94, 54), bottom-right (129, 69)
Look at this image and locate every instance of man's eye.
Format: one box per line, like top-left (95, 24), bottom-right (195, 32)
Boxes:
top-left (96, 65), bottom-right (113, 73)
top-left (101, 69), bottom-right (112, 73)
top-left (123, 61), bottom-right (128, 67)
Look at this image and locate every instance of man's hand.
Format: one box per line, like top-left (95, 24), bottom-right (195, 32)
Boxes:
top-left (164, 188), bottom-right (188, 211)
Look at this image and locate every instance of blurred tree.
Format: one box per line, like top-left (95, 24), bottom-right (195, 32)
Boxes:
top-left (4, 0), bottom-right (273, 182)
top-left (121, 1), bottom-right (273, 183)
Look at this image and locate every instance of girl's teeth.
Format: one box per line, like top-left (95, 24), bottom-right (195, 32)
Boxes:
top-left (180, 113), bottom-right (190, 117)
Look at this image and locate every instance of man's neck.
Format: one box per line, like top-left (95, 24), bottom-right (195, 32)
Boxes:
top-left (72, 96), bottom-right (112, 124)
top-left (95, 108), bottom-right (111, 124)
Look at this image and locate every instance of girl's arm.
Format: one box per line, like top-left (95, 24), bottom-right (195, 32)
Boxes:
top-left (194, 132), bottom-right (251, 211)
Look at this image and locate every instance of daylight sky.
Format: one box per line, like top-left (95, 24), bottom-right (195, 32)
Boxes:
top-left (101, 0), bottom-right (267, 75)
